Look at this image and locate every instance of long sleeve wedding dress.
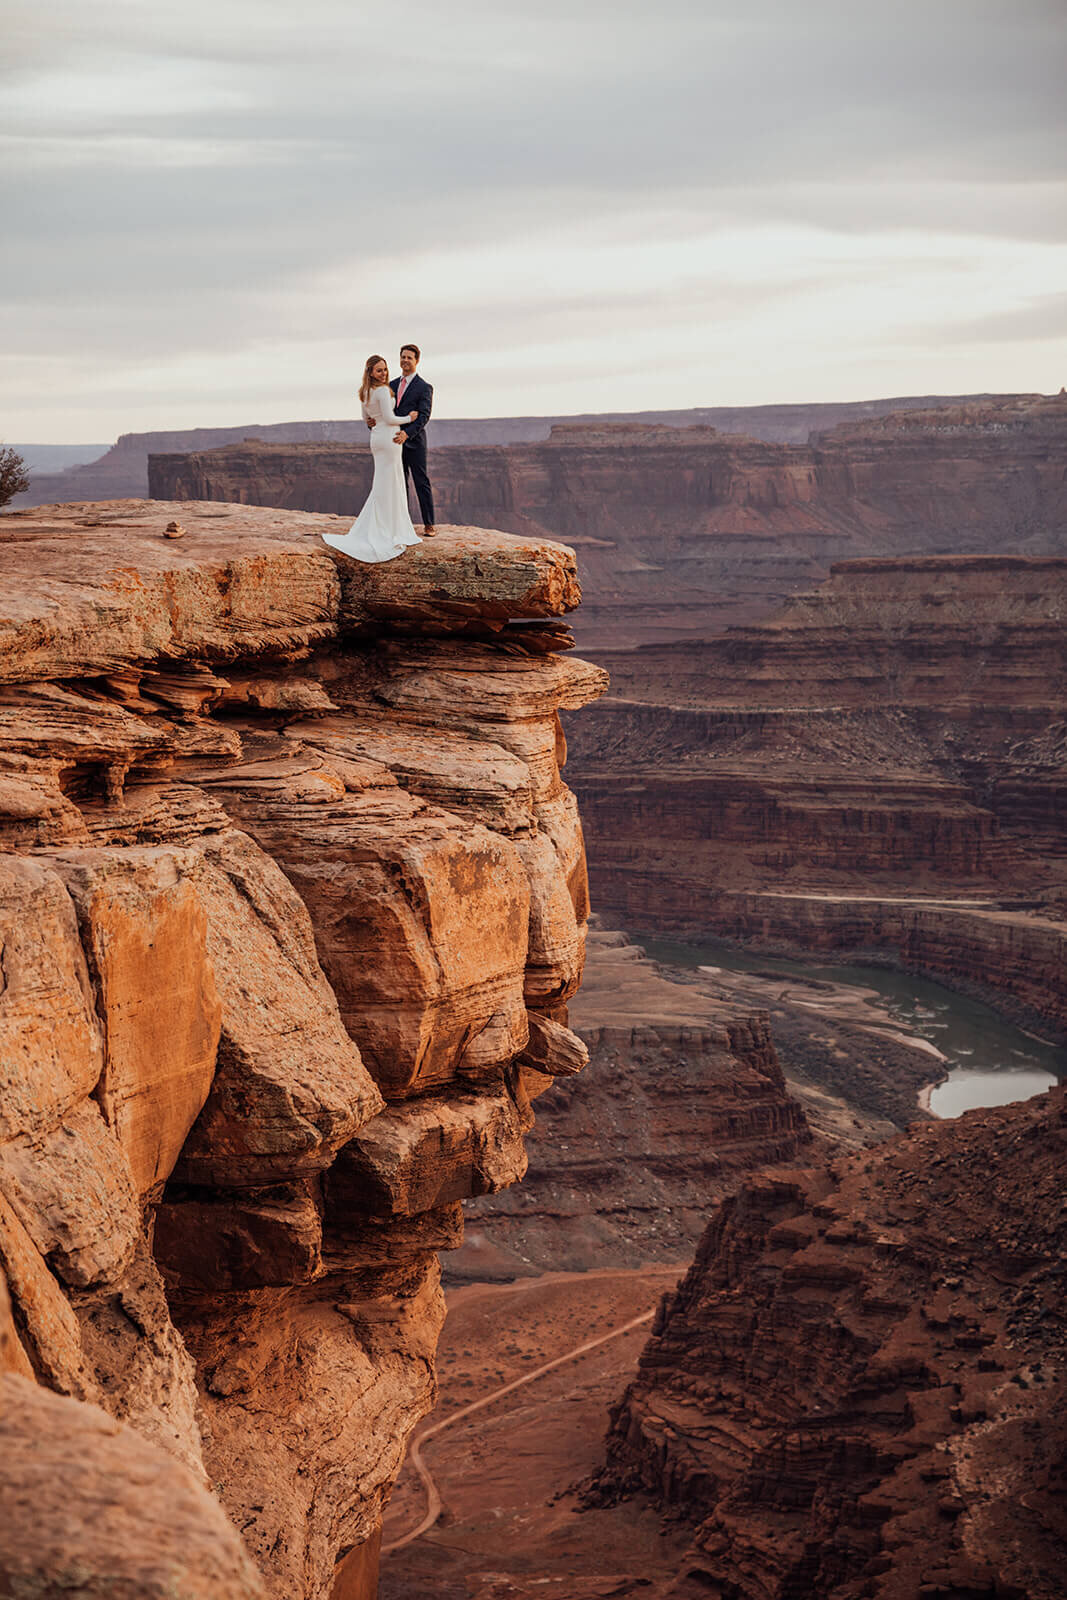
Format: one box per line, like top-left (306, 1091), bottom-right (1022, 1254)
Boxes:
top-left (320, 385), bottom-right (421, 562)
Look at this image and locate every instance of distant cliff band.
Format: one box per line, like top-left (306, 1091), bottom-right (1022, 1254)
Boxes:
top-left (148, 393), bottom-right (1067, 648)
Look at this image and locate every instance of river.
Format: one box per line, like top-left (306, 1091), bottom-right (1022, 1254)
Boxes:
top-left (633, 933), bottom-right (1066, 1119)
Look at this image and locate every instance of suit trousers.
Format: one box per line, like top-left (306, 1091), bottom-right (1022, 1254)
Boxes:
top-left (402, 438), bottom-right (435, 526)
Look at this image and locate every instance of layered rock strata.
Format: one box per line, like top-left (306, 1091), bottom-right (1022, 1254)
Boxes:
top-left (567, 554), bottom-right (1067, 1035)
top-left (17, 393), bottom-right (990, 510)
top-left (0, 499), bottom-right (606, 1599)
top-left (592, 1085), bottom-right (1067, 1600)
top-left (457, 924), bottom-right (960, 1279)
top-left (683, 892), bottom-right (1067, 1036)
top-left (457, 929), bottom-right (814, 1277)
top-left (148, 392), bottom-right (1067, 646)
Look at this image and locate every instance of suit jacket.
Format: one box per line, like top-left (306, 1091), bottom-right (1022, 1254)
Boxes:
top-left (390, 374), bottom-right (433, 447)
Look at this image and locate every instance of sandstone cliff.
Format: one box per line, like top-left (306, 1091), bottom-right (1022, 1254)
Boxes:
top-left (147, 393), bottom-right (1067, 647)
top-left (0, 499), bottom-right (605, 1599)
top-left (15, 394), bottom-right (992, 510)
top-left (591, 1085), bottom-right (1067, 1600)
top-left (567, 553), bottom-right (1067, 1037)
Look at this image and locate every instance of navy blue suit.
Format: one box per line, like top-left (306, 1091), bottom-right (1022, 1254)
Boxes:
top-left (390, 373), bottom-right (435, 527)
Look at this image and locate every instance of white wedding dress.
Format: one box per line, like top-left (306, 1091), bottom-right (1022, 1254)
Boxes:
top-left (321, 385), bottom-right (421, 562)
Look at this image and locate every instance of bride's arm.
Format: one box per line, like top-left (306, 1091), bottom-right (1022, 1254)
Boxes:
top-left (379, 387), bottom-right (418, 423)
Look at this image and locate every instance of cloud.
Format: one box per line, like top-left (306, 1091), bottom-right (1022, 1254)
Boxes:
top-left (1, 0), bottom-right (1065, 437)
top-left (929, 290), bottom-right (1067, 345)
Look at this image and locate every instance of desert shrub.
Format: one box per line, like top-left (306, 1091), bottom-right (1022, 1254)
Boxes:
top-left (0, 445), bottom-right (30, 507)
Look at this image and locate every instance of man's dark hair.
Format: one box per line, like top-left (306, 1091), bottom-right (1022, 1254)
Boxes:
top-left (400, 343), bottom-right (421, 361)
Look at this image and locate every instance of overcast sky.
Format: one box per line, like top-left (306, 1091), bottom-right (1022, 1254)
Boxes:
top-left (2, 0), bottom-right (1065, 441)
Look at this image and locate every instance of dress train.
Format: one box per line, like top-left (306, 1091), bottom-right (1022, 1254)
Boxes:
top-left (321, 384), bottom-right (421, 563)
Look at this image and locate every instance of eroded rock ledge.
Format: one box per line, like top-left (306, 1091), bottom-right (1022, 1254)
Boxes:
top-left (0, 501), bottom-right (606, 1599)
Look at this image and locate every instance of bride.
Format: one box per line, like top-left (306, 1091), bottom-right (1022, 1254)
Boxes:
top-left (321, 355), bottom-right (422, 562)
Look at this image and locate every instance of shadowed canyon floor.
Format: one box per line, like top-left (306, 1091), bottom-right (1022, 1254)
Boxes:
top-left (379, 1267), bottom-right (691, 1600)
top-left (374, 925), bottom-right (1065, 1597)
top-left (451, 927), bottom-right (949, 1282)
top-left (374, 1087), bottom-right (1067, 1600)
top-left (453, 917), bottom-right (1066, 1284)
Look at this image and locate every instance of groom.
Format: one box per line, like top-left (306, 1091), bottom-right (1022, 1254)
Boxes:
top-left (390, 343), bottom-right (435, 535)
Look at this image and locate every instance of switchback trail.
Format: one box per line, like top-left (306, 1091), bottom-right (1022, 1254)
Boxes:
top-left (381, 1306), bottom-right (657, 1554)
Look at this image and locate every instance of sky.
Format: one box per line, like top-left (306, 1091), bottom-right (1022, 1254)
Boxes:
top-left (2, 0), bottom-right (1066, 442)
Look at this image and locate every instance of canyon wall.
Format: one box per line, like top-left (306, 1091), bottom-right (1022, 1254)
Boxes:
top-left (566, 553), bottom-right (1067, 1034)
top-left (591, 1084), bottom-right (1067, 1600)
top-left (0, 499), bottom-right (605, 1599)
top-left (457, 929), bottom-right (814, 1278)
top-left (148, 393), bottom-right (1067, 646)
top-left (15, 393), bottom-right (991, 510)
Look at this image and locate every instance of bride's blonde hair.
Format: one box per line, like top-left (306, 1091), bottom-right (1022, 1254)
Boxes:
top-left (359, 354), bottom-right (387, 403)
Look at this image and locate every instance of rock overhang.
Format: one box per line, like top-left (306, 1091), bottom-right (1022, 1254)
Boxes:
top-left (0, 500), bottom-right (583, 683)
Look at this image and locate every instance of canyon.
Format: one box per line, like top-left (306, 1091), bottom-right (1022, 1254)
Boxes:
top-left (454, 928), bottom-right (814, 1280)
top-left (374, 1085), bottom-right (1067, 1600)
top-left (537, 404), bottom-right (1066, 1600)
top-left (4, 388), bottom-right (1067, 1600)
top-left (591, 1084), bottom-right (1067, 1599)
top-left (148, 391), bottom-right (1067, 645)
top-left (565, 551), bottom-right (1067, 1040)
top-left (453, 926), bottom-right (953, 1283)
top-left (0, 499), bottom-right (607, 1599)
top-left (385, 397), bottom-right (1065, 1597)
top-left (14, 392), bottom-right (991, 511)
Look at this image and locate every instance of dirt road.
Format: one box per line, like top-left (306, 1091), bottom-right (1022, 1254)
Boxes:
top-left (383, 1304), bottom-right (657, 1553)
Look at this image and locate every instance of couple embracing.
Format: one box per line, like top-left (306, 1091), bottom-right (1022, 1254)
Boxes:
top-left (322, 343), bottom-right (436, 564)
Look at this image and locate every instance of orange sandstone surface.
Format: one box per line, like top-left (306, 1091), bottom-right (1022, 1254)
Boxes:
top-left (0, 500), bottom-right (606, 1600)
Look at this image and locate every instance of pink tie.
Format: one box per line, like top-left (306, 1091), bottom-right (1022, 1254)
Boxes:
top-left (397, 378), bottom-right (408, 408)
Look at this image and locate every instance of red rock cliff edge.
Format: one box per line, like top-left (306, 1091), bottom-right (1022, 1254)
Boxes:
top-left (0, 500), bottom-right (607, 1599)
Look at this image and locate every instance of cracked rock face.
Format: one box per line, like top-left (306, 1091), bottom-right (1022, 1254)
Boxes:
top-left (0, 501), bottom-right (605, 1599)
top-left (591, 1085), bottom-right (1067, 1600)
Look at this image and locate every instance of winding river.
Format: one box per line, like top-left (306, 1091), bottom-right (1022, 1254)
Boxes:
top-left (634, 933), bottom-right (1066, 1119)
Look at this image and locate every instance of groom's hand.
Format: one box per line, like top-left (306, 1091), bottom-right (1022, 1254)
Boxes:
top-left (394, 430), bottom-right (408, 443)
top-left (366, 417), bottom-right (376, 428)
